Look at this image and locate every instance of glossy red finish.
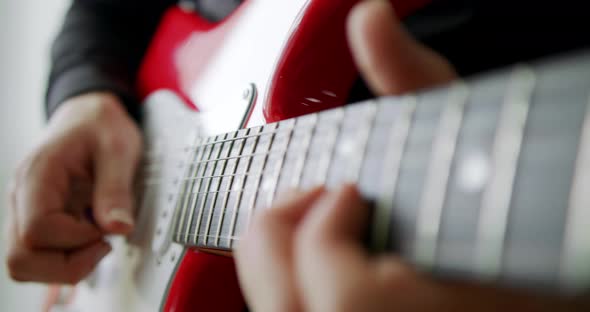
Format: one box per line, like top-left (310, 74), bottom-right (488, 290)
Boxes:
top-left (136, 6), bottom-right (245, 110)
top-left (265, 0), bottom-right (432, 122)
top-left (163, 251), bottom-right (244, 312)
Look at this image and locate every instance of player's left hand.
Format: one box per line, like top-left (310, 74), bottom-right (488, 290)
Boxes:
top-left (236, 186), bottom-right (582, 311)
top-left (235, 1), bottom-right (586, 311)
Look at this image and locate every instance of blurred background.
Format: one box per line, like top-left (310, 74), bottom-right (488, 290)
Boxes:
top-left (0, 0), bottom-right (69, 310)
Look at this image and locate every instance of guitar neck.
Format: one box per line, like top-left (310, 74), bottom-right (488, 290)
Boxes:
top-left (169, 51), bottom-right (590, 294)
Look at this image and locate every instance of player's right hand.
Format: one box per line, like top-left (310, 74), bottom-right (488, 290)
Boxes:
top-left (5, 92), bottom-right (142, 284)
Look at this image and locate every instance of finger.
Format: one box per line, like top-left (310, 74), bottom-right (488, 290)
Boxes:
top-left (14, 148), bottom-right (101, 249)
top-left (6, 240), bottom-right (111, 285)
top-left (294, 185), bottom-right (371, 311)
top-left (20, 214), bottom-right (101, 249)
top-left (347, 0), bottom-right (457, 95)
top-left (92, 118), bottom-right (142, 234)
top-left (235, 187), bottom-right (324, 312)
top-left (296, 185), bottom-right (368, 263)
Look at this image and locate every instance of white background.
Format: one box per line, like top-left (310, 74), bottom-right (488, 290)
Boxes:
top-left (0, 0), bottom-right (70, 310)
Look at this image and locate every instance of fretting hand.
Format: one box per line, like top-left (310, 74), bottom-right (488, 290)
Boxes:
top-left (235, 1), bottom-right (585, 311)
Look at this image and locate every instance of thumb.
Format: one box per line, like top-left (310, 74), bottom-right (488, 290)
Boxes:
top-left (93, 125), bottom-right (142, 235)
top-left (347, 0), bottom-right (457, 96)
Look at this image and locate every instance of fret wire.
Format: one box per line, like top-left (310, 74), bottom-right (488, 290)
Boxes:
top-left (175, 136), bottom-right (207, 244)
top-left (219, 128), bottom-right (250, 247)
top-left (316, 110), bottom-right (344, 185)
top-left (292, 115), bottom-right (319, 188)
top-left (346, 103), bottom-right (378, 183)
top-left (202, 133), bottom-right (234, 246)
top-left (184, 137), bottom-right (217, 243)
top-left (168, 144), bottom-right (185, 242)
top-left (194, 135), bottom-right (228, 245)
top-left (372, 97), bottom-right (416, 252)
top-left (560, 93), bottom-right (590, 291)
top-left (178, 138), bottom-right (210, 243)
top-left (213, 132), bottom-right (239, 246)
top-left (414, 83), bottom-right (470, 269)
top-left (267, 122), bottom-right (296, 209)
top-left (246, 125), bottom-right (278, 233)
top-left (474, 66), bottom-right (536, 279)
top-left (229, 127), bottom-right (259, 248)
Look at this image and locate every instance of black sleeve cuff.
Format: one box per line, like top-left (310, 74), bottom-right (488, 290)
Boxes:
top-left (45, 64), bottom-right (141, 121)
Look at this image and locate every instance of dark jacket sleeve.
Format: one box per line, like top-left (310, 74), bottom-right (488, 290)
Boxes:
top-left (46, 0), bottom-right (177, 120)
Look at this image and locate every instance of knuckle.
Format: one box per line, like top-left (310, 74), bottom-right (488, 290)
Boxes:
top-left (99, 126), bottom-right (142, 160)
top-left (100, 131), bottom-right (131, 156)
top-left (20, 221), bottom-right (41, 248)
top-left (92, 95), bottom-right (125, 121)
top-left (6, 252), bottom-right (27, 282)
top-left (92, 100), bottom-right (141, 152)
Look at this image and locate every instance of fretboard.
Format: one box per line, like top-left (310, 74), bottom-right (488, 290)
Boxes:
top-left (169, 51), bottom-right (590, 294)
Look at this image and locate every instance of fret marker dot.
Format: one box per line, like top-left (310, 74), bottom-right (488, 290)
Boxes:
top-left (338, 140), bottom-right (355, 156)
top-left (457, 153), bottom-right (489, 192)
top-left (262, 179), bottom-right (274, 192)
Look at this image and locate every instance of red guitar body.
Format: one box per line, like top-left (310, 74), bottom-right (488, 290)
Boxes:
top-left (132, 1), bottom-right (430, 311)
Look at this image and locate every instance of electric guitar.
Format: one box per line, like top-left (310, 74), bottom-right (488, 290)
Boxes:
top-left (53, 0), bottom-right (590, 311)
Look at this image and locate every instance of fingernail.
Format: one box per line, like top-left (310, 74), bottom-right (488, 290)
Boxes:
top-left (107, 208), bottom-right (134, 227)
